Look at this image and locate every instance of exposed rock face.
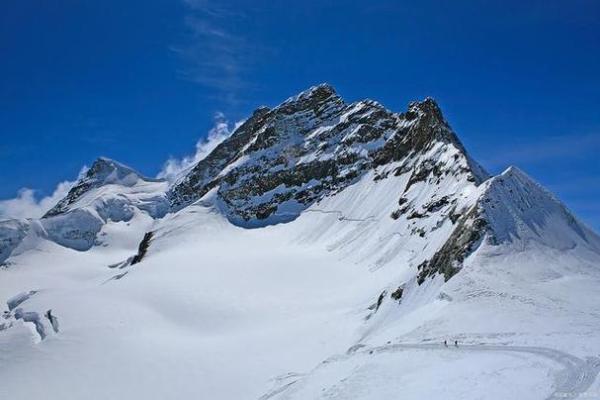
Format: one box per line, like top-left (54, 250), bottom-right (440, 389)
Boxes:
top-left (169, 84), bottom-right (486, 226)
top-left (131, 232), bottom-right (153, 265)
top-left (417, 206), bottom-right (488, 284)
top-left (167, 106), bottom-right (273, 209)
top-left (390, 286), bottom-right (404, 301)
top-left (4, 83), bottom-right (593, 286)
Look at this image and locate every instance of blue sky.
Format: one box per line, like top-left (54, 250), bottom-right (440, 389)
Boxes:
top-left (1, 0), bottom-right (599, 229)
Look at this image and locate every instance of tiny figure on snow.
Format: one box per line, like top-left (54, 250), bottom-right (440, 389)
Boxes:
top-left (444, 340), bottom-right (448, 347)
top-left (454, 340), bottom-right (458, 347)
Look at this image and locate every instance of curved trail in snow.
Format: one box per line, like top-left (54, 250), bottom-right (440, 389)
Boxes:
top-left (261, 343), bottom-right (600, 400)
top-left (367, 343), bottom-right (600, 400)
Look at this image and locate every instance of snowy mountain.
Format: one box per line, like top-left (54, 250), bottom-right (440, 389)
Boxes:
top-left (0, 157), bottom-right (168, 261)
top-left (168, 84), bottom-right (486, 226)
top-left (2, 85), bottom-right (600, 400)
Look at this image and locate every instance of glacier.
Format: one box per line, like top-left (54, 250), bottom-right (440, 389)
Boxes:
top-left (1, 84), bottom-right (599, 400)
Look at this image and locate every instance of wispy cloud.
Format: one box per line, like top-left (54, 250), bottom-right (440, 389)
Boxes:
top-left (157, 112), bottom-right (243, 182)
top-left (173, 0), bottom-right (257, 104)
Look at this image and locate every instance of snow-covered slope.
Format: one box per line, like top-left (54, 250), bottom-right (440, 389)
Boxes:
top-left (44, 156), bottom-right (168, 220)
top-left (0, 157), bottom-right (168, 263)
top-left (1, 84), bottom-right (599, 400)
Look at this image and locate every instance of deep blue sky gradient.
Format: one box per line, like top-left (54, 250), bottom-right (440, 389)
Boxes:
top-left (1, 1), bottom-right (599, 229)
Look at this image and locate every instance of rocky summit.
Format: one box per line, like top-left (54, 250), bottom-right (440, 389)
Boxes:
top-left (168, 84), bottom-right (485, 226)
top-left (2, 85), bottom-right (600, 400)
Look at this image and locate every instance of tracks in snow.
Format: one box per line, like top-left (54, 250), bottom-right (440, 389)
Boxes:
top-left (370, 343), bottom-right (600, 400)
top-left (261, 342), bottom-right (600, 400)
top-left (303, 209), bottom-right (377, 222)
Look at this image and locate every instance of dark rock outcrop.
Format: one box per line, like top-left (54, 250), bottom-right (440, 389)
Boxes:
top-left (168, 84), bottom-right (486, 227)
top-left (131, 232), bottom-right (154, 265)
top-left (417, 207), bottom-right (488, 284)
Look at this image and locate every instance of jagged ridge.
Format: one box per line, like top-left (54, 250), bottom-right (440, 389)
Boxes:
top-left (2, 83), bottom-right (598, 287)
top-left (168, 84), bottom-right (485, 227)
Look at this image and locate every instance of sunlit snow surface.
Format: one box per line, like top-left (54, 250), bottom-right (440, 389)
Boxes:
top-left (1, 167), bottom-right (600, 400)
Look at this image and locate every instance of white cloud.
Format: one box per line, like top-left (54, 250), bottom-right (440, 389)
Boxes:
top-left (0, 167), bottom-right (89, 220)
top-left (0, 181), bottom-right (75, 220)
top-left (158, 112), bottom-right (243, 182)
top-left (1, 113), bottom-right (245, 220)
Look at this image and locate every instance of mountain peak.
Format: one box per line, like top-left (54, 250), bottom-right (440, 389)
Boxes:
top-left (87, 157), bottom-right (143, 183)
top-left (496, 166), bottom-right (549, 196)
top-left (407, 97), bottom-right (445, 124)
top-left (168, 86), bottom-right (493, 220)
top-left (501, 165), bottom-right (528, 179)
top-left (278, 83), bottom-right (342, 113)
top-left (295, 83), bottom-right (337, 99)
top-left (86, 157), bottom-right (166, 185)
top-left (43, 158), bottom-right (164, 218)
top-left (253, 105), bottom-right (271, 116)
